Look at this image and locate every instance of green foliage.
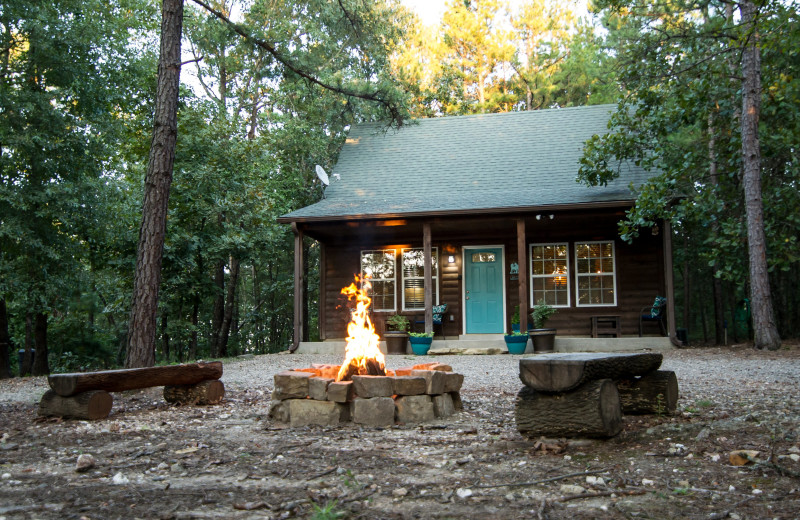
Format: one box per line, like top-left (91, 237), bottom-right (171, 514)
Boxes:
top-left (386, 314), bottom-right (410, 332)
top-left (531, 300), bottom-right (556, 329)
top-left (409, 331), bottom-right (434, 338)
top-left (310, 500), bottom-right (346, 520)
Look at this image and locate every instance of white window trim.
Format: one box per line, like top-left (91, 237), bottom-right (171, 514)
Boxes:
top-left (401, 247), bottom-right (439, 311)
top-left (529, 242), bottom-right (571, 308)
top-left (574, 240), bottom-right (617, 307)
top-left (360, 249), bottom-right (396, 312)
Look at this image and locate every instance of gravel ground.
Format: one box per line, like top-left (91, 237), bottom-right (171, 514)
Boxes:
top-left (1, 344), bottom-right (799, 519)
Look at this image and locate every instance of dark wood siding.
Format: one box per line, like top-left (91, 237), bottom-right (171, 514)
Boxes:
top-left (312, 209), bottom-right (666, 339)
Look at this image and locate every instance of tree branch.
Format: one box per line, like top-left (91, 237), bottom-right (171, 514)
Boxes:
top-left (188, 0), bottom-right (405, 126)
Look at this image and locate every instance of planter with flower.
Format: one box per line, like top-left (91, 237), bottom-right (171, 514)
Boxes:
top-left (384, 314), bottom-right (410, 354)
top-left (529, 301), bottom-right (557, 353)
top-left (408, 331), bottom-right (434, 356)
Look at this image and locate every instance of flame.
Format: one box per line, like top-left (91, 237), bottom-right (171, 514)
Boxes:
top-left (336, 276), bottom-right (386, 382)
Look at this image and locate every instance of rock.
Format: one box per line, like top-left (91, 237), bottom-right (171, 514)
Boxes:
top-left (392, 376), bottom-right (427, 396)
top-left (1, 472), bottom-right (11, 480)
top-left (308, 377), bottom-right (333, 401)
top-left (789, 454), bottom-right (800, 462)
top-left (586, 476), bottom-right (605, 486)
top-left (560, 484), bottom-right (585, 494)
top-left (729, 450), bottom-right (759, 466)
top-left (450, 392), bottom-right (463, 411)
top-left (273, 371), bottom-right (313, 399)
top-left (268, 400), bottom-right (290, 423)
top-left (411, 370), bottom-right (445, 395)
top-left (326, 381), bottom-right (355, 403)
top-left (352, 375), bottom-right (394, 398)
top-left (287, 399), bottom-right (341, 427)
top-left (443, 372), bottom-right (464, 393)
top-left (432, 394), bottom-right (455, 418)
top-left (395, 395), bottom-right (435, 423)
top-left (112, 472), bottom-right (129, 485)
top-left (75, 454), bottom-right (96, 473)
top-left (352, 397), bottom-right (395, 427)
top-left (456, 488), bottom-right (473, 498)
top-left (392, 487), bottom-right (408, 497)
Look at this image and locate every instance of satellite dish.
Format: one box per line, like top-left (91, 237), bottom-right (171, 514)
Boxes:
top-left (315, 165), bottom-right (330, 186)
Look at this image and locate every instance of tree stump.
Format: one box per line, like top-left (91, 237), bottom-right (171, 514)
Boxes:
top-left (38, 389), bottom-right (113, 420)
top-left (516, 379), bottom-right (623, 438)
top-left (163, 379), bottom-right (225, 405)
top-left (616, 370), bottom-right (678, 414)
top-left (519, 352), bottom-right (663, 393)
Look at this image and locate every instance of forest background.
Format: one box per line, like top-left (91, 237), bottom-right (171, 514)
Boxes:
top-left (1, 0), bottom-right (798, 376)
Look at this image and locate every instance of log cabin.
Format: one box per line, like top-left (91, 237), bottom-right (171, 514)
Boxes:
top-left (278, 105), bottom-right (680, 353)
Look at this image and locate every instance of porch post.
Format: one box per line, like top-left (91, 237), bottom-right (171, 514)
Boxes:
top-left (319, 242), bottom-right (327, 341)
top-left (662, 220), bottom-right (681, 347)
top-left (517, 219), bottom-right (528, 333)
top-left (423, 222), bottom-right (433, 334)
top-left (291, 223), bottom-right (304, 351)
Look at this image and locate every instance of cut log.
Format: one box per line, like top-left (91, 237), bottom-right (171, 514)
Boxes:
top-left (519, 352), bottom-right (662, 393)
top-left (38, 389), bottom-right (113, 420)
top-left (163, 379), bottom-right (225, 405)
top-left (616, 370), bottom-right (678, 415)
top-left (516, 379), bottom-right (623, 438)
top-left (48, 362), bottom-right (223, 397)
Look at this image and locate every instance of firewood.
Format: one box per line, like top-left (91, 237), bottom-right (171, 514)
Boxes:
top-left (163, 379), bottom-right (225, 405)
top-left (38, 389), bottom-right (113, 420)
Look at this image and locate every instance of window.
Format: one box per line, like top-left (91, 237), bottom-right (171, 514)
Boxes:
top-left (575, 241), bottom-right (616, 306)
top-left (530, 243), bottom-right (570, 307)
top-left (402, 248), bottom-right (438, 310)
top-left (361, 250), bottom-right (396, 311)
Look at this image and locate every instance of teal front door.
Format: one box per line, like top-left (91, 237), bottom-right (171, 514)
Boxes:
top-left (465, 247), bottom-right (504, 333)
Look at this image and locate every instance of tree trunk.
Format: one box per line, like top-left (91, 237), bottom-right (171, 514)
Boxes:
top-left (616, 371), bottom-right (679, 415)
top-left (161, 311), bottom-right (170, 362)
top-left (38, 390), bottom-right (113, 420)
top-left (682, 234), bottom-right (690, 339)
top-left (708, 112), bottom-right (725, 345)
top-left (164, 379), bottom-right (225, 405)
top-left (739, 0), bottom-right (781, 351)
top-left (189, 293), bottom-right (199, 360)
top-left (32, 312), bottom-right (49, 376)
top-left (22, 312), bottom-right (33, 376)
top-left (0, 298), bottom-right (11, 379)
top-left (219, 255), bottom-right (240, 357)
top-left (209, 259), bottom-right (225, 357)
top-left (125, 0), bottom-right (184, 368)
top-left (516, 379), bottom-right (623, 438)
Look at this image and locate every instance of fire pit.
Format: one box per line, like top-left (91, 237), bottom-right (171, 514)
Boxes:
top-left (269, 277), bottom-right (465, 427)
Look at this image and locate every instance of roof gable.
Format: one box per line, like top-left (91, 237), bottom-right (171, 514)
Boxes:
top-left (281, 105), bottom-right (651, 221)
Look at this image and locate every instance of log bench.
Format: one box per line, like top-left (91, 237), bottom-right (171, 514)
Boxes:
top-left (516, 352), bottom-right (678, 438)
top-left (39, 362), bottom-right (224, 420)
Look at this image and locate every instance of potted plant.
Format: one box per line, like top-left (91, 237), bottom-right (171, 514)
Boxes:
top-left (408, 331), bottom-right (434, 356)
top-left (504, 331), bottom-right (529, 354)
top-left (529, 300), bottom-right (557, 353)
top-left (384, 314), bottom-right (410, 354)
top-left (511, 305), bottom-right (521, 333)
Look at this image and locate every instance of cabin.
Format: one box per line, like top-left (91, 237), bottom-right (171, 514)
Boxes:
top-left (278, 105), bottom-right (679, 353)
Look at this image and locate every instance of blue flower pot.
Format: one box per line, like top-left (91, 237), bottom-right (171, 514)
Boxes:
top-left (409, 336), bottom-right (433, 355)
top-left (504, 334), bottom-right (529, 355)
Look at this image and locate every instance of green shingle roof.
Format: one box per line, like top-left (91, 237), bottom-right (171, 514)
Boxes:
top-left (281, 105), bottom-right (651, 222)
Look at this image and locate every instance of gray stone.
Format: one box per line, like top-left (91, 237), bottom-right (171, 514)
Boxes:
top-left (395, 395), bottom-right (435, 423)
top-left (443, 373), bottom-right (464, 393)
top-left (392, 376), bottom-right (427, 396)
top-left (75, 454), bottom-right (96, 473)
top-left (308, 377), bottom-right (333, 401)
top-left (352, 397), bottom-right (395, 427)
top-left (411, 370), bottom-right (445, 395)
top-left (288, 399), bottom-right (341, 427)
top-left (352, 375), bottom-right (395, 398)
top-left (268, 399), bottom-right (290, 423)
top-left (273, 371), bottom-right (313, 399)
top-left (433, 393), bottom-right (455, 418)
top-left (327, 381), bottom-right (355, 403)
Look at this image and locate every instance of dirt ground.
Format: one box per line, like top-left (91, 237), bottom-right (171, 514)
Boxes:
top-left (1, 344), bottom-right (799, 520)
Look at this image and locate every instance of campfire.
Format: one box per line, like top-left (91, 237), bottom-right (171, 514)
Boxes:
top-left (336, 276), bottom-right (386, 382)
top-left (268, 277), bottom-right (465, 427)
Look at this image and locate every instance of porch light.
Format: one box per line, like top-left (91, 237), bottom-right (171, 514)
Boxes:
top-left (553, 266), bottom-right (567, 287)
top-left (448, 255), bottom-right (455, 264)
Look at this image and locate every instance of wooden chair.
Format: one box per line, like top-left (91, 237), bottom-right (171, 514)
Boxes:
top-left (414, 303), bottom-right (448, 339)
top-left (639, 296), bottom-right (667, 336)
